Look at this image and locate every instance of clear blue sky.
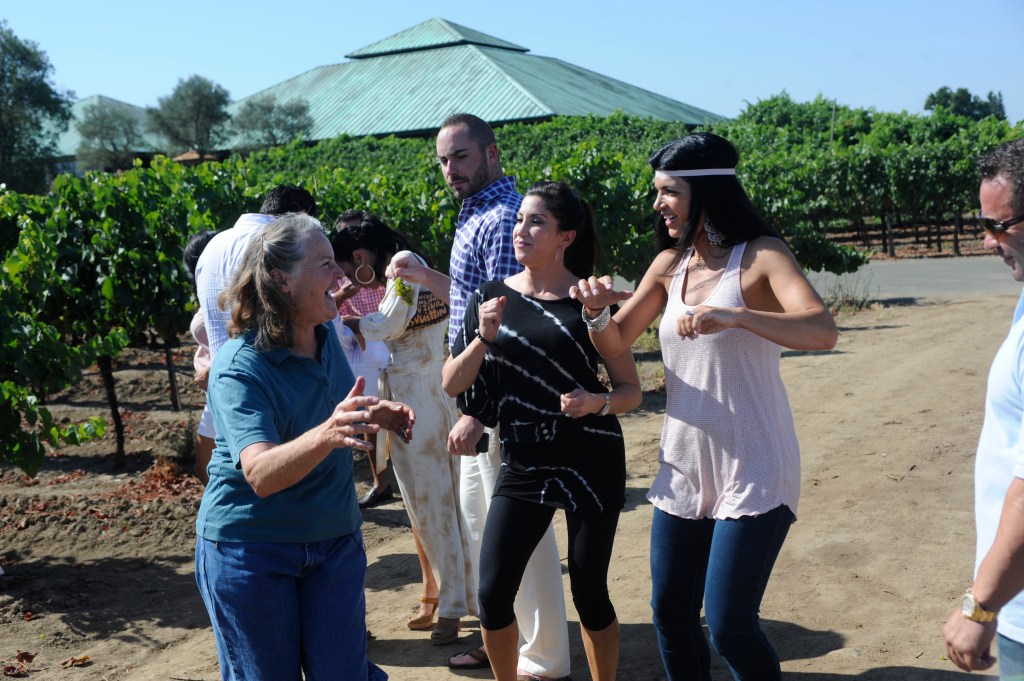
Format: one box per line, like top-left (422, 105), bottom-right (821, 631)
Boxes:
top-left (4, 0), bottom-right (1022, 123)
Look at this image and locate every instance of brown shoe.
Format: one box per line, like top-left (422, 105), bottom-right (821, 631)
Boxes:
top-left (406, 596), bottom-right (438, 630)
top-left (430, 616), bottom-right (460, 646)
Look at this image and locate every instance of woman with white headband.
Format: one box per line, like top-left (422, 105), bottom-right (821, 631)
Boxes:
top-left (571, 132), bottom-right (837, 681)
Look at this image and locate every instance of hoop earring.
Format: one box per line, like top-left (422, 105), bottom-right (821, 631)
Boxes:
top-left (355, 262), bottom-right (376, 285)
top-left (555, 247), bottom-right (564, 264)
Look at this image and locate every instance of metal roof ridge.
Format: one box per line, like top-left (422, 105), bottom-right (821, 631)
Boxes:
top-left (433, 16), bottom-right (464, 42)
top-left (471, 45), bottom-right (553, 117)
top-left (346, 16), bottom-right (528, 59)
top-left (76, 94), bottom-right (146, 112)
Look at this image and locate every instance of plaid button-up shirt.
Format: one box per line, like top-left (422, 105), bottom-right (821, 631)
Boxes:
top-left (448, 175), bottom-right (523, 346)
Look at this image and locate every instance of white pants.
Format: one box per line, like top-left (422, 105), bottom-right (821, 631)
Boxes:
top-left (461, 425), bottom-right (571, 678)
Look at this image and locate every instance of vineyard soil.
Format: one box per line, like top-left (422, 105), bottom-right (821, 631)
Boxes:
top-left (0, 294), bottom-right (1007, 680)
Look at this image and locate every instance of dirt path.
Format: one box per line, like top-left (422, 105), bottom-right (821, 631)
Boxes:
top-left (2, 293), bottom-right (1015, 679)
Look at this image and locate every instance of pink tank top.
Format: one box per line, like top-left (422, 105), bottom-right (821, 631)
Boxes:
top-left (648, 242), bottom-right (801, 520)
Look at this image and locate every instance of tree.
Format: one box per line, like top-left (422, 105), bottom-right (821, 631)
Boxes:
top-left (146, 75), bottom-right (231, 159)
top-left (232, 94), bottom-right (313, 148)
top-left (76, 99), bottom-right (150, 170)
top-left (924, 87), bottom-right (1006, 121)
top-left (0, 21), bottom-right (74, 193)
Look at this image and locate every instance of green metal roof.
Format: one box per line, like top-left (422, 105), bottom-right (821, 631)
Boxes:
top-left (226, 18), bottom-right (722, 144)
top-left (55, 95), bottom-right (161, 159)
top-left (346, 17), bottom-right (528, 59)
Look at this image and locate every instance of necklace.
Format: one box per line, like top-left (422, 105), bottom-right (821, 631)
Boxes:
top-left (692, 244), bottom-right (730, 272)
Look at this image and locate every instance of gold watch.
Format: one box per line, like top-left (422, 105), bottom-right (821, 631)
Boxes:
top-left (962, 589), bottom-right (999, 623)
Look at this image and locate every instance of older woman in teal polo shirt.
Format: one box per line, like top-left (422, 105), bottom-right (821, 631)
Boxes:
top-left (195, 212), bottom-right (415, 681)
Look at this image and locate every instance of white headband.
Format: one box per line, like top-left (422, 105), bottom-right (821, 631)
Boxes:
top-left (655, 168), bottom-right (736, 178)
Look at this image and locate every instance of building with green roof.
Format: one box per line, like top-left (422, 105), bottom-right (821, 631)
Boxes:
top-left (54, 95), bottom-right (162, 172)
top-left (59, 18), bottom-right (722, 167)
top-left (226, 17), bottom-right (722, 146)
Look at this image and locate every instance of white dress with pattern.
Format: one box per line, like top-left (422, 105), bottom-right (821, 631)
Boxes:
top-left (358, 251), bottom-right (474, 619)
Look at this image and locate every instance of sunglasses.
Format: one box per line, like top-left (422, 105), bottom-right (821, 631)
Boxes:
top-left (980, 213), bottom-right (1024, 234)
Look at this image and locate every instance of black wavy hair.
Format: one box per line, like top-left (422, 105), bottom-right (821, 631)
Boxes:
top-left (260, 184), bottom-right (317, 216)
top-left (523, 181), bottom-right (598, 279)
top-left (649, 132), bottom-right (779, 257)
top-left (331, 215), bottom-right (432, 282)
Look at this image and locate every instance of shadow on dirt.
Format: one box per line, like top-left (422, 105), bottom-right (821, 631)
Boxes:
top-left (0, 552), bottom-right (206, 646)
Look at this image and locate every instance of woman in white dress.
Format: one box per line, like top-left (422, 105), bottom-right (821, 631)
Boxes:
top-left (334, 215), bottom-right (474, 647)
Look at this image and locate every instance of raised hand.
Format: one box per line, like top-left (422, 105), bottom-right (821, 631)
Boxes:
top-left (368, 400), bottom-right (416, 443)
top-left (386, 251), bottom-right (427, 285)
top-left (332, 278), bottom-right (359, 304)
top-left (478, 296), bottom-right (506, 343)
top-left (570, 275), bottom-right (633, 312)
top-left (322, 376), bottom-right (381, 450)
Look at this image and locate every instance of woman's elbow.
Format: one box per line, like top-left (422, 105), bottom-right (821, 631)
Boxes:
top-left (240, 463), bottom-right (276, 498)
top-left (441, 374), bottom-right (461, 398)
top-left (820, 327), bottom-right (839, 351)
top-left (246, 478), bottom-right (275, 498)
top-left (798, 310), bottom-right (838, 351)
top-left (814, 315), bottom-right (839, 350)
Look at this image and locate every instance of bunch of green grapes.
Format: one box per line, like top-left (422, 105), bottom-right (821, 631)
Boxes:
top-left (394, 277), bottom-right (414, 305)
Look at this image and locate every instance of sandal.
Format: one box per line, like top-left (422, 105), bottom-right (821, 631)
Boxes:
top-left (406, 596), bottom-right (438, 630)
top-left (430, 616), bottom-right (460, 646)
top-left (447, 647), bottom-right (490, 670)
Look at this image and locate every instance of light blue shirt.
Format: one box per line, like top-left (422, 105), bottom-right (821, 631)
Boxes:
top-left (975, 290), bottom-right (1024, 642)
top-left (196, 325), bottom-right (360, 543)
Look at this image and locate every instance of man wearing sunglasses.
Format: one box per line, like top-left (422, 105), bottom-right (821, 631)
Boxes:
top-left (944, 137), bottom-right (1024, 678)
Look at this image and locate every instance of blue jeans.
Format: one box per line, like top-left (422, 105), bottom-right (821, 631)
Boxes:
top-left (650, 505), bottom-right (793, 681)
top-left (195, 533), bottom-right (386, 681)
top-left (999, 634), bottom-right (1024, 680)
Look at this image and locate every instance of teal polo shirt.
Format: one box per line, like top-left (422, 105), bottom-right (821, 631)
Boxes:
top-left (196, 324), bottom-right (360, 543)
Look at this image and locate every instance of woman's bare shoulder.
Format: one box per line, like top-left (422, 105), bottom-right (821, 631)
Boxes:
top-left (742, 236), bottom-right (799, 269)
top-left (648, 248), bottom-right (684, 276)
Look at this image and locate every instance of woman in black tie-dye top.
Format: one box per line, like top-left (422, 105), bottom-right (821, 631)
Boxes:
top-left (443, 181), bottom-right (642, 681)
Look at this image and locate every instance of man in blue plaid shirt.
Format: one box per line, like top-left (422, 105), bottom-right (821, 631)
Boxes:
top-left (391, 113), bottom-right (572, 679)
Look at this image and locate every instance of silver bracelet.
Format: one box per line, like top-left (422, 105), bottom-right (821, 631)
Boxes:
top-left (597, 392), bottom-right (611, 416)
top-left (582, 305), bottom-right (611, 333)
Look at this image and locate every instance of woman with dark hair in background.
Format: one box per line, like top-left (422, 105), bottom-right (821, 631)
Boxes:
top-left (443, 181), bottom-right (642, 681)
top-left (572, 132), bottom-right (837, 680)
top-left (334, 216), bottom-right (475, 647)
top-left (195, 213), bottom-right (414, 680)
top-left (333, 209), bottom-right (395, 509)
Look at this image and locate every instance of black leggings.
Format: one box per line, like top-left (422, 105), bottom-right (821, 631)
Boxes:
top-left (477, 494), bottom-right (620, 632)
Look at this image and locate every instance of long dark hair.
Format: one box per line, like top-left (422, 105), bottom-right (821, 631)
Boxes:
top-left (523, 181), bottom-right (598, 279)
top-left (649, 133), bottom-right (779, 257)
top-left (331, 215), bottom-right (432, 281)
